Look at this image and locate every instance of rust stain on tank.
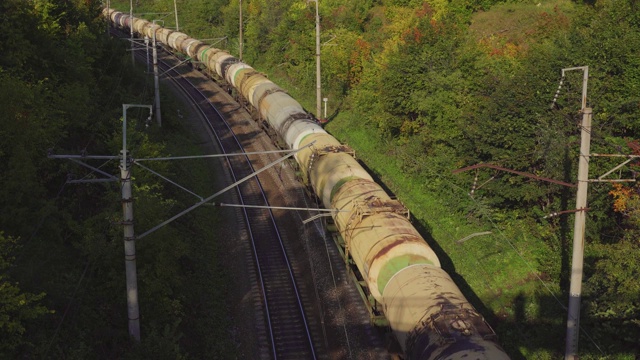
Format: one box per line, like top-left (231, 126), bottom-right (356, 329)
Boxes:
top-left (372, 235), bottom-right (422, 260)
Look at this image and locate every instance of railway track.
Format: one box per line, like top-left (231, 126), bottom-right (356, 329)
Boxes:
top-left (121, 30), bottom-right (391, 359)
top-left (127, 41), bottom-right (319, 358)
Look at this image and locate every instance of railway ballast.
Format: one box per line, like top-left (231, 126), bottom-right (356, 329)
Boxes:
top-left (105, 8), bottom-right (511, 360)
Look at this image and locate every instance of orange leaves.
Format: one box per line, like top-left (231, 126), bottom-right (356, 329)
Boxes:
top-left (535, 6), bottom-right (570, 37)
top-left (480, 40), bottom-right (524, 58)
top-left (610, 141), bottom-right (640, 215)
top-left (610, 183), bottom-right (636, 213)
top-left (412, 27), bottom-right (423, 42)
top-left (348, 38), bottom-right (371, 87)
top-left (415, 2), bottom-right (433, 19)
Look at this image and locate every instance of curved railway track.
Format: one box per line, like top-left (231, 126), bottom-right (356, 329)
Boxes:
top-left (132, 42), bottom-right (318, 358)
top-left (121, 31), bottom-right (392, 359)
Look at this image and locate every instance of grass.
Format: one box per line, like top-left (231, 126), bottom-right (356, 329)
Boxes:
top-left (469, 0), bottom-right (576, 56)
top-left (323, 109), bottom-right (571, 358)
top-left (249, 63), bottom-right (570, 357)
top-left (107, 2), bottom-right (607, 356)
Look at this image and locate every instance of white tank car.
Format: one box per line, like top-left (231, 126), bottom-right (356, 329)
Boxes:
top-left (105, 8), bottom-right (511, 359)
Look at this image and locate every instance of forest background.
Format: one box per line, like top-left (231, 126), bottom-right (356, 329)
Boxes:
top-left (1, 0), bottom-right (639, 359)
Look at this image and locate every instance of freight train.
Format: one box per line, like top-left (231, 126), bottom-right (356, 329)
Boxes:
top-left (105, 8), bottom-right (511, 359)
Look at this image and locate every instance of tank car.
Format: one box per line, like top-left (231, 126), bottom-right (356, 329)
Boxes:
top-left (104, 8), bottom-right (511, 359)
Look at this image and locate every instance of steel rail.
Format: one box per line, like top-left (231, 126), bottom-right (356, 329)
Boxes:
top-left (152, 49), bottom-right (316, 359)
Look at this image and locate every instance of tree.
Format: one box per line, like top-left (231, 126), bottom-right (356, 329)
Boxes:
top-left (0, 233), bottom-right (50, 357)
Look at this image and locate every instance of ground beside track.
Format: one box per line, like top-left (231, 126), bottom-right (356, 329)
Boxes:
top-left (157, 49), bottom-right (392, 360)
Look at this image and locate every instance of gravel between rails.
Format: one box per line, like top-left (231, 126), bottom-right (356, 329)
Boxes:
top-left (159, 49), bottom-right (392, 360)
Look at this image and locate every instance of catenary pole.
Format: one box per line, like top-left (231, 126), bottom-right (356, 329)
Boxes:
top-left (145, 36), bottom-right (150, 73)
top-left (106, 0), bottom-right (111, 35)
top-left (564, 66), bottom-right (590, 360)
top-left (313, 0), bottom-right (321, 120)
top-left (152, 21), bottom-right (163, 127)
top-left (130, 0), bottom-right (134, 65)
top-left (239, 0), bottom-right (243, 61)
top-left (121, 104), bottom-right (152, 341)
top-left (173, 0), bottom-right (179, 31)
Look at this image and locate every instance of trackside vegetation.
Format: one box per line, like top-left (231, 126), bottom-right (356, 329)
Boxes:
top-left (2, 0), bottom-right (638, 358)
top-left (0, 0), bottom-right (236, 358)
top-left (108, 0), bottom-right (639, 358)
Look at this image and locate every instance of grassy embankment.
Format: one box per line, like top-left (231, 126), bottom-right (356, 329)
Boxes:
top-left (250, 2), bottom-right (586, 356)
top-left (107, 1), bottom-right (595, 357)
top-left (260, 70), bottom-right (566, 358)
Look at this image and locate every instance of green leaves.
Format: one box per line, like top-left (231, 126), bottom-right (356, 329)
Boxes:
top-left (584, 240), bottom-right (640, 348)
top-left (0, 233), bottom-right (50, 356)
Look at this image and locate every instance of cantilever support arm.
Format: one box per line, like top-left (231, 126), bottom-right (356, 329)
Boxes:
top-left (453, 163), bottom-right (576, 188)
top-left (136, 141), bottom-right (314, 240)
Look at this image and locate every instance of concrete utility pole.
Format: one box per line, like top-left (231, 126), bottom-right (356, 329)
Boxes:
top-left (239, 0), bottom-right (243, 61)
top-left (152, 20), bottom-right (163, 127)
top-left (563, 66), bottom-right (590, 360)
top-left (144, 36), bottom-right (150, 73)
top-left (48, 110), bottom-right (313, 341)
top-left (130, 0), bottom-right (134, 65)
top-left (310, 0), bottom-right (322, 120)
top-left (173, 0), bottom-right (179, 31)
top-left (106, 0), bottom-right (111, 35)
top-left (121, 104), bottom-right (153, 342)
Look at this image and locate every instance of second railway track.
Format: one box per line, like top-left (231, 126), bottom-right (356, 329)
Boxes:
top-left (124, 31), bottom-right (391, 359)
top-left (146, 46), bottom-right (321, 358)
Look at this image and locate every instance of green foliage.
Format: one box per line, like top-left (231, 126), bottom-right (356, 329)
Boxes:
top-left (219, 0), bottom-right (639, 357)
top-left (0, 233), bottom-right (50, 356)
top-left (37, 0), bottom-right (640, 357)
top-left (0, 0), bottom-right (236, 358)
top-left (584, 240), bottom-right (640, 352)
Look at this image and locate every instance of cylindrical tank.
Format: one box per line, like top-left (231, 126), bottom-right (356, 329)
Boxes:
top-left (226, 62), bottom-right (252, 87)
top-left (132, 18), bottom-right (148, 35)
top-left (156, 28), bottom-right (172, 45)
top-left (105, 9), bottom-right (511, 359)
top-left (213, 53), bottom-right (233, 78)
top-left (235, 68), bottom-right (260, 98)
top-left (383, 265), bottom-right (510, 360)
top-left (182, 39), bottom-right (201, 58)
top-left (168, 32), bottom-right (188, 51)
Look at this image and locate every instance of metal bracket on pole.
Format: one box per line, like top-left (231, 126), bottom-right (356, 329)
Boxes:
top-left (210, 202), bottom-right (340, 226)
top-left (47, 151), bottom-right (119, 183)
top-left (132, 148), bottom-right (305, 201)
top-left (158, 57), bottom-right (193, 77)
top-left (135, 141), bottom-right (315, 240)
top-left (125, 38), bottom-right (153, 51)
top-left (455, 231), bottom-right (493, 244)
top-left (589, 154), bottom-right (640, 182)
top-left (207, 202), bottom-right (340, 225)
top-left (302, 212), bottom-right (335, 224)
top-left (453, 163), bottom-right (576, 188)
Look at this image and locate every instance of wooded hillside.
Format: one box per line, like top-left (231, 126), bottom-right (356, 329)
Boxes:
top-left (2, 0), bottom-right (638, 358)
top-left (107, 0), bottom-right (639, 358)
top-left (0, 0), bottom-right (234, 358)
